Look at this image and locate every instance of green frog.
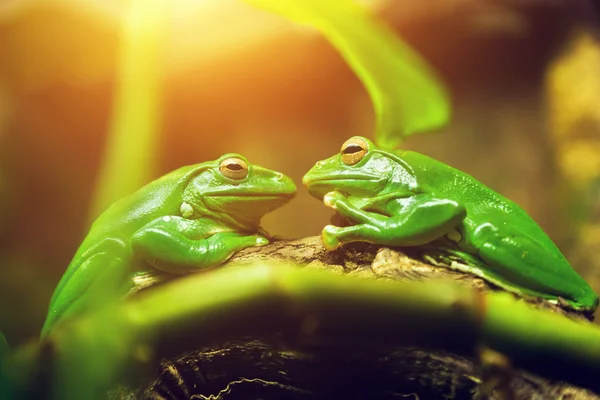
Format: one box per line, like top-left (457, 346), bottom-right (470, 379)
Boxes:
top-left (303, 136), bottom-right (598, 312)
top-left (42, 154), bottom-right (296, 337)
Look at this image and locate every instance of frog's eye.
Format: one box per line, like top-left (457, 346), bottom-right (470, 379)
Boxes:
top-left (340, 137), bottom-right (368, 166)
top-left (219, 157), bottom-right (249, 180)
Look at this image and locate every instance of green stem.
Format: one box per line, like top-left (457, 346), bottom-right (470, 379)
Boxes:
top-left (484, 292), bottom-right (600, 386)
top-left (32, 264), bottom-right (600, 398)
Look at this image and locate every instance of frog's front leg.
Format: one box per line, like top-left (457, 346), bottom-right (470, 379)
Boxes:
top-left (322, 191), bottom-right (466, 250)
top-left (130, 216), bottom-right (268, 274)
top-left (324, 191), bottom-right (390, 225)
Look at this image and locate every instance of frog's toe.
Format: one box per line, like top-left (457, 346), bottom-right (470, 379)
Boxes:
top-left (322, 225), bottom-right (341, 251)
top-left (323, 193), bottom-right (337, 208)
top-left (323, 191), bottom-right (345, 209)
top-left (254, 235), bottom-right (270, 246)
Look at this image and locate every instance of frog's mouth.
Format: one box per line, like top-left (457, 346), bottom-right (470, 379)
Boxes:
top-left (203, 188), bottom-right (297, 199)
top-left (204, 193), bottom-right (297, 216)
top-left (302, 174), bottom-right (383, 199)
top-left (207, 193), bottom-right (296, 201)
top-left (200, 191), bottom-right (296, 232)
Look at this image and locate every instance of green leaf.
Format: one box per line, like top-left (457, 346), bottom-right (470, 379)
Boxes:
top-left (244, 0), bottom-right (451, 148)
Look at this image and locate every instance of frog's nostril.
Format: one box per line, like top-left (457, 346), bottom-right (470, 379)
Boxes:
top-left (276, 173), bottom-right (283, 180)
top-left (316, 161), bottom-right (324, 168)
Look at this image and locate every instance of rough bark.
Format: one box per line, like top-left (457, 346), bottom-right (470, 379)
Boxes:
top-left (110, 236), bottom-right (599, 400)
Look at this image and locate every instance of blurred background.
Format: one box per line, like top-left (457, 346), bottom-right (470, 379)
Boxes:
top-left (0, 0), bottom-right (599, 344)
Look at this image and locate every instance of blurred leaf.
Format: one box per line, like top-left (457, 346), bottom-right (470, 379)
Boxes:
top-left (243, 0), bottom-right (451, 148)
top-left (88, 0), bottom-right (169, 223)
top-left (0, 331), bottom-right (8, 359)
top-left (10, 262), bottom-right (600, 397)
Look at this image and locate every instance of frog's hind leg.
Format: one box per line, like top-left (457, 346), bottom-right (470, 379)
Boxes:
top-left (419, 244), bottom-right (560, 303)
top-left (471, 225), bottom-right (596, 309)
top-left (41, 238), bottom-right (130, 338)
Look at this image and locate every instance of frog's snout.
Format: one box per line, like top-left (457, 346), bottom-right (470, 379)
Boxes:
top-left (278, 173), bottom-right (298, 197)
top-left (302, 161), bottom-right (324, 187)
top-left (302, 173), bottom-right (310, 187)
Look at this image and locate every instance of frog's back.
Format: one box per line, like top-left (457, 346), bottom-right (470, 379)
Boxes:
top-left (68, 163), bottom-right (206, 268)
top-left (43, 163), bottom-right (209, 336)
top-left (400, 151), bottom-right (556, 248)
top-left (398, 150), bottom-right (597, 309)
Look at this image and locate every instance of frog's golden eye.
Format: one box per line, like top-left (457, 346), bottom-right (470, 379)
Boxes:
top-left (340, 137), bottom-right (368, 165)
top-left (219, 157), bottom-right (249, 180)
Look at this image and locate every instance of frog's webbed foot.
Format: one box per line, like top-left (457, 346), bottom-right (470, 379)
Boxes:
top-left (322, 225), bottom-right (342, 251)
top-left (252, 234), bottom-right (270, 247)
top-left (323, 191), bottom-right (347, 209)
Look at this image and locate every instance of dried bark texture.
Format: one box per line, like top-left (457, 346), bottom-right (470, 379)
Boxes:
top-left (111, 237), bottom-right (599, 400)
top-left (230, 236), bottom-right (592, 321)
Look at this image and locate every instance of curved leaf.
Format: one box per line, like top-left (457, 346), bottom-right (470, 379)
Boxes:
top-left (244, 0), bottom-right (451, 148)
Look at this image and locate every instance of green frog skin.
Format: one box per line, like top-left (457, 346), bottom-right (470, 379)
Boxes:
top-left (303, 136), bottom-right (598, 312)
top-left (41, 154), bottom-right (296, 338)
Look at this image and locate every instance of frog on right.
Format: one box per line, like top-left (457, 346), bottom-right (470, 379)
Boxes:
top-left (303, 136), bottom-right (598, 313)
